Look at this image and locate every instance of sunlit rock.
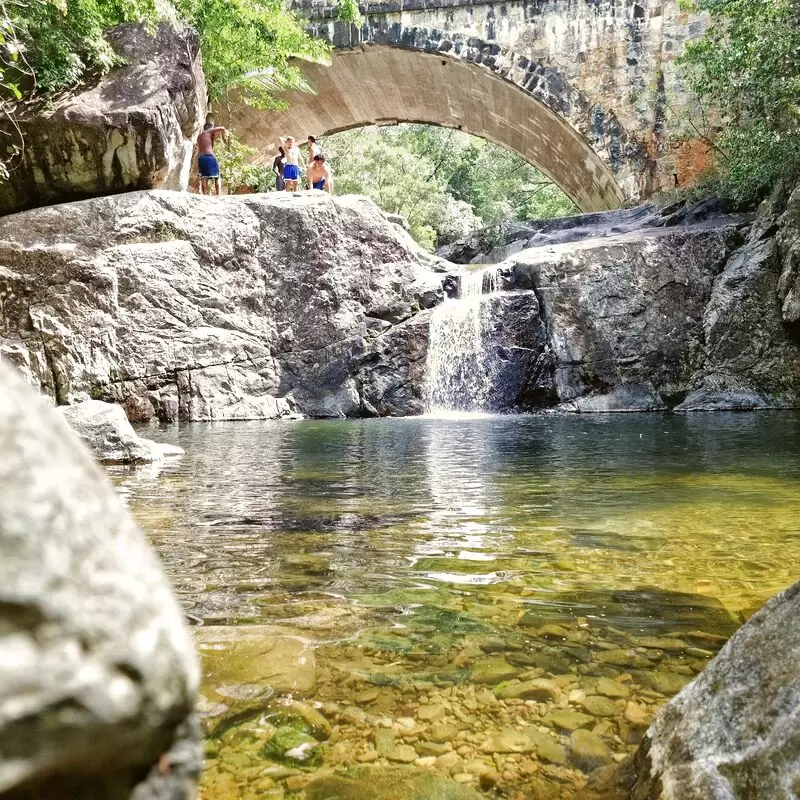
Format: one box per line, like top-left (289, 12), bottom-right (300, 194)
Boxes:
top-left (0, 191), bottom-right (443, 420)
top-left (195, 626), bottom-right (318, 697)
top-left (303, 766), bottom-right (484, 800)
top-left (59, 399), bottom-right (183, 463)
top-left (0, 23), bottom-right (205, 216)
top-left (628, 579), bottom-right (800, 799)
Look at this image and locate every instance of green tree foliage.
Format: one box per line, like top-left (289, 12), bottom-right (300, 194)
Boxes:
top-left (2, 0), bottom-right (331, 105)
top-left (320, 125), bottom-right (577, 249)
top-left (679, 0), bottom-right (800, 200)
top-left (7, 0), bottom-right (159, 94)
top-left (173, 0), bottom-right (327, 110)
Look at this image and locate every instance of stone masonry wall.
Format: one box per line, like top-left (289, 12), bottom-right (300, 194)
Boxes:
top-left (287, 0), bottom-right (711, 202)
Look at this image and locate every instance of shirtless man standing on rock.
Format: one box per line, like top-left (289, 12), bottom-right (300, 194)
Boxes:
top-left (280, 136), bottom-right (302, 191)
top-left (197, 117), bottom-right (227, 195)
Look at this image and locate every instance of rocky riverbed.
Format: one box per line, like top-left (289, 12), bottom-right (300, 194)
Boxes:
top-left (195, 612), bottom-right (726, 800)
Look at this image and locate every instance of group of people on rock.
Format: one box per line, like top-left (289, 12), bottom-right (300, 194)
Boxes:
top-left (196, 116), bottom-right (333, 196)
top-left (273, 135), bottom-right (334, 194)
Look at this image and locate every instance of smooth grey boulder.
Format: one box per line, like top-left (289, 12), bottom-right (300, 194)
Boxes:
top-left (0, 23), bottom-right (205, 216)
top-left (0, 361), bottom-right (200, 798)
top-left (304, 766), bottom-right (483, 800)
top-left (674, 386), bottom-right (779, 412)
top-left (59, 400), bottom-right (184, 463)
top-left (0, 191), bottom-right (442, 420)
top-left (628, 579), bottom-right (800, 799)
top-left (562, 382), bottom-right (666, 413)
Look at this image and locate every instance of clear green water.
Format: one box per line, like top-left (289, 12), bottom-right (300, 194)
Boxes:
top-left (113, 413), bottom-right (800, 799)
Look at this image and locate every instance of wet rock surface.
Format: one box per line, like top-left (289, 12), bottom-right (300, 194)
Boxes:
top-left (60, 399), bottom-right (184, 463)
top-left (0, 23), bottom-right (206, 216)
top-left (0, 361), bottom-right (199, 798)
top-left (438, 189), bottom-right (800, 413)
top-left (628, 577), bottom-right (800, 800)
top-left (0, 191), bottom-right (442, 420)
top-left (304, 767), bottom-right (483, 799)
top-left (437, 200), bottom-right (742, 265)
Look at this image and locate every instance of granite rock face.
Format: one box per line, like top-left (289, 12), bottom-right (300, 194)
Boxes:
top-left (0, 23), bottom-right (205, 216)
top-left (627, 578), bottom-right (800, 800)
top-left (438, 193), bottom-right (800, 413)
top-left (2, 186), bottom-right (799, 417)
top-left (777, 182), bottom-right (800, 325)
top-left (506, 223), bottom-right (741, 410)
top-left (0, 360), bottom-right (200, 798)
top-left (0, 190), bottom-right (442, 420)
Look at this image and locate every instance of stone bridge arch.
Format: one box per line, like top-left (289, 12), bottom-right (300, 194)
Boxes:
top-left (228, 30), bottom-right (649, 212)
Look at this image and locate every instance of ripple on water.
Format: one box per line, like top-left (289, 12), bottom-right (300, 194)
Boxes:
top-left (112, 412), bottom-right (800, 798)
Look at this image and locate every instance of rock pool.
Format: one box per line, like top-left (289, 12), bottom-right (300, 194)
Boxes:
top-left (110, 412), bottom-right (800, 799)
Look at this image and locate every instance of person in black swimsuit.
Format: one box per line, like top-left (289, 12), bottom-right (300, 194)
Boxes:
top-left (272, 147), bottom-right (285, 192)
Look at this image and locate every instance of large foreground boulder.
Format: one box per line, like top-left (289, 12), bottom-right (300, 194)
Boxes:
top-left (0, 190), bottom-right (442, 420)
top-left (624, 578), bottom-right (800, 799)
top-left (0, 23), bottom-right (205, 216)
top-left (0, 361), bottom-right (200, 798)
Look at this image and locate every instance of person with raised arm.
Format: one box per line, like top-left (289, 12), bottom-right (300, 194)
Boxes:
top-left (197, 117), bottom-right (227, 195)
top-left (279, 135), bottom-right (301, 192)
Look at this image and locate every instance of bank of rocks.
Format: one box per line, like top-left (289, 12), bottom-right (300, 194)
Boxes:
top-left (0, 190), bottom-right (443, 420)
top-left (444, 190), bottom-right (800, 412)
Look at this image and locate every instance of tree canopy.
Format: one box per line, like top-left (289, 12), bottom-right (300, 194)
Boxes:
top-left (319, 125), bottom-right (578, 249)
top-left (0, 0), bottom-right (331, 104)
top-left (679, 0), bottom-right (800, 199)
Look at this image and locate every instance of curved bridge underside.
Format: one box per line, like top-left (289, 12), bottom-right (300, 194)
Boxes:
top-left (229, 45), bottom-right (628, 212)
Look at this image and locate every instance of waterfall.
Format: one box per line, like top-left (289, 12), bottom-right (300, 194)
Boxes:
top-left (424, 266), bottom-right (500, 414)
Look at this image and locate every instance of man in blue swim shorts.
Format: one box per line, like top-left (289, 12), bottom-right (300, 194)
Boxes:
top-left (279, 135), bottom-right (302, 191)
top-left (197, 118), bottom-right (227, 195)
top-left (307, 153), bottom-right (333, 194)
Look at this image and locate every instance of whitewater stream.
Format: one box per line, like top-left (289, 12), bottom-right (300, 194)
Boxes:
top-left (424, 266), bottom-right (503, 413)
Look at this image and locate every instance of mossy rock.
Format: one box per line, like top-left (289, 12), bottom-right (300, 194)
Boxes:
top-left (264, 718), bottom-right (322, 766)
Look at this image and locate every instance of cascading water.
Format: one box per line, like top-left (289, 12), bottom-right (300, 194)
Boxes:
top-left (424, 266), bottom-right (501, 413)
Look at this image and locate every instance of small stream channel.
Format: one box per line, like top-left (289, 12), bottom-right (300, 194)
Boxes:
top-left (111, 411), bottom-right (800, 799)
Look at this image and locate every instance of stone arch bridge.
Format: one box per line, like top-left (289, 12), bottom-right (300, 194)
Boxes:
top-left (227, 0), bottom-right (711, 212)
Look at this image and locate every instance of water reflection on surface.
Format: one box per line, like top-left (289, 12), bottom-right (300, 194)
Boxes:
top-left (112, 413), bottom-right (800, 798)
